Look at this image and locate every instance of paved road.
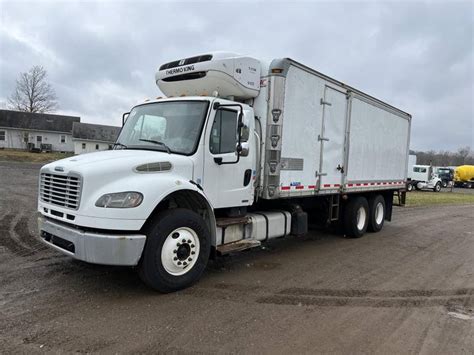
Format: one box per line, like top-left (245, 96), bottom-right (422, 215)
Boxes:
top-left (1, 161), bottom-right (473, 353)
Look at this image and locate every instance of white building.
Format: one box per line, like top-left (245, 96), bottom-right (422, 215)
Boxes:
top-left (72, 122), bottom-right (121, 154)
top-left (0, 110), bottom-right (80, 152)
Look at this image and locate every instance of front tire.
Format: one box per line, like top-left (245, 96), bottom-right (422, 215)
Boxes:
top-left (407, 183), bottom-right (413, 192)
top-left (433, 182), bottom-right (441, 192)
top-left (139, 208), bottom-right (211, 293)
top-left (368, 195), bottom-right (385, 233)
top-left (343, 196), bottom-right (369, 238)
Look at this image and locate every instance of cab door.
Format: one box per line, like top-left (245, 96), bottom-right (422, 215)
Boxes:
top-left (201, 100), bottom-right (255, 209)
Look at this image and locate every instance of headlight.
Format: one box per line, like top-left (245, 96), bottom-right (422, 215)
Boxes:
top-left (95, 192), bottom-right (143, 208)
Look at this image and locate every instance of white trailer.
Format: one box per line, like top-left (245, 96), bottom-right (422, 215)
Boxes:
top-left (37, 52), bottom-right (411, 292)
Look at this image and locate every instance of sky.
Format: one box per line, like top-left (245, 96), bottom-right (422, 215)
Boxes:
top-left (0, 0), bottom-right (472, 151)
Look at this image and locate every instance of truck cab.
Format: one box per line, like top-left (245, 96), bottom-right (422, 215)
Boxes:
top-left (38, 53), bottom-right (263, 292)
top-left (407, 165), bottom-right (442, 192)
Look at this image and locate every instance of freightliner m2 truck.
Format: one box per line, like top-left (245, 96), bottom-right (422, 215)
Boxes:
top-left (38, 52), bottom-right (411, 292)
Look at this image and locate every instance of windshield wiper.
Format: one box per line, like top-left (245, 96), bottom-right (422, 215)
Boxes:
top-left (113, 142), bottom-right (128, 149)
top-left (138, 139), bottom-right (171, 153)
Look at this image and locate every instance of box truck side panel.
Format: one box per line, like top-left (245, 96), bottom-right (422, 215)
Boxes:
top-left (278, 65), bottom-right (325, 192)
top-left (346, 96), bottom-right (410, 183)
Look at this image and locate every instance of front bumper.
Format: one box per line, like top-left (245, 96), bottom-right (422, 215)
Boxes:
top-left (38, 215), bottom-right (146, 266)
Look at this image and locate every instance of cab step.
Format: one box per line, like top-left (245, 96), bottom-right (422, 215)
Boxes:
top-left (216, 239), bottom-right (261, 255)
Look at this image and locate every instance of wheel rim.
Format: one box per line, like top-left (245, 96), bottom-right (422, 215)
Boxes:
top-left (356, 206), bottom-right (367, 231)
top-left (161, 227), bottom-right (200, 276)
top-left (375, 202), bottom-right (384, 225)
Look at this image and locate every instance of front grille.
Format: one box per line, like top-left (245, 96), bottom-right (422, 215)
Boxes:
top-left (40, 173), bottom-right (81, 210)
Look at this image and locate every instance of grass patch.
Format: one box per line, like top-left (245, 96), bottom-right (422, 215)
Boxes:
top-left (403, 191), bottom-right (474, 207)
top-left (0, 149), bottom-right (73, 163)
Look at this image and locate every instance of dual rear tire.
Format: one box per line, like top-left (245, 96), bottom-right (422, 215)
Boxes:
top-left (343, 195), bottom-right (385, 238)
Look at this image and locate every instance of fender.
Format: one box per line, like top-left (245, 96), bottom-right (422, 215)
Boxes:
top-left (145, 179), bottom-right (218, 247)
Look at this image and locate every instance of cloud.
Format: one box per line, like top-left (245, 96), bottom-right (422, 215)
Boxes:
top-left (0, 0), bottom-right (472, 151)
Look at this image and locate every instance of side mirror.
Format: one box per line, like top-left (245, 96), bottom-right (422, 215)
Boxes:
top-left (239, 142), bottom-right (250, 157)
top-left (122, 112), bottom-right (130, 126)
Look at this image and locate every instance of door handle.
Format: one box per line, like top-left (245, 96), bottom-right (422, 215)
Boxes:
top-left (214, 157), bottom-right (223, 165)
top-left (336, 164), bottom-right (344, 173)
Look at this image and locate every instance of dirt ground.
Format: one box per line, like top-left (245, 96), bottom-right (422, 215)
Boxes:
top-left (1, 161), bottom-right (473, 354)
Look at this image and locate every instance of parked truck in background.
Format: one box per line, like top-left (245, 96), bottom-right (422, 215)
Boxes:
top-left (37, 52), bottom-right (411, 292)
top-left (407, 164), bottom-right (442, 192)
top-left (454, 165), bottom-right (474, 188)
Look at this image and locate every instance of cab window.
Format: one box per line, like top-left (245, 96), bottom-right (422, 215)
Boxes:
top-left (209, 109), bottom-right (238, 154)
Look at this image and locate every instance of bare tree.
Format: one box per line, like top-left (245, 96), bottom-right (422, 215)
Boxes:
top-left (8, 65), bottom-right (58, 113)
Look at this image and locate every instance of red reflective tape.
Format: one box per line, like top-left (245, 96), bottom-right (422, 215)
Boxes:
top-left (308, 185), bottom-right (316, 189)
top-left (295, 185), bottom-right (304, 190)
top-left (334, 184), bottom-right (341, 187)
top-left (347, 184), bottom-right (354, 187)
top-left (363, 183), bottom-right (369, 186)
top-left (323, 184), bottom-right (331, 187)
top-left (356, 183), bottom-right (362, 186)
top-left (370, 183), bottom-right (375, 185)
top-left (281, 186), bottom-right (290, 190)
top-left (383, 182), bottom-right (387, 185)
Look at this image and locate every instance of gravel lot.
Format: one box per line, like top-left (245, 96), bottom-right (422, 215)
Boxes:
top-left (1, 161), bottom-right (473, 353)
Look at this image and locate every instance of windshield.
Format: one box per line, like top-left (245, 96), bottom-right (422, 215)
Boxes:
top-left (116, 101), bottom-right (209, 155)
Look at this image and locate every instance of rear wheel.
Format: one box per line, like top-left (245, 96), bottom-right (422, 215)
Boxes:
top-left (368, 195), bottom-right (385, 232)
top-left (441, 180), bottom-right (448, 188)
top-left (138, 208), bottom-right (211, 293)
top-left (343, 196), bottom-right (369, 238)
top-left (433, 182), bottom-right (441, 192)
top-left (407, 183), bottom-right (413, 192)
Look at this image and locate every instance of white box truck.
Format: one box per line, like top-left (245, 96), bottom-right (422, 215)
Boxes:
top-left (37, 52), bottom-right (411, 292)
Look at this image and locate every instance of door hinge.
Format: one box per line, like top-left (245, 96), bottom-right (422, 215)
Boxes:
top-left (318, 134), bottom-right (329, 142)
top-left (320, 98), bottom-right (332, 106)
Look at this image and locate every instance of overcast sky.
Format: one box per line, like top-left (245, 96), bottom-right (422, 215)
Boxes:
top-left (0, 0), bottom-right (472, 151)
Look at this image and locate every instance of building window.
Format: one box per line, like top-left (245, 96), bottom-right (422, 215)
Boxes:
top-left (36, 136), bottom-right (43, 143)
top-left (60, 135), bottom-right (66, 143)
top-left (95, 144), bottom-right (99, 150)
top-left (108, 144), bottom-right (113, 150)
top-left (82, 143), bottom-right (86, 149)
top-left (0, 130), bottom-right (5, 141)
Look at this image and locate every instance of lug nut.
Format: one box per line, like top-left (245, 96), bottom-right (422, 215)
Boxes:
top-left (177, 243), bottom-right (181, 247)
top-left (187, 239), bottom-right (192, 243)
top-left (177, 261), bottom-right (182, 265)
top-left (183, 262), bottom-right (187, 266)
top-left (191, 251), bottom-right (195, 255)
top-left (173, 249), bottom-right (177, 253)
top-left (172, 232), bottom-right (179, 239)
top-left (191, 244), bottom-right (195, 248)
top-left (182, 239), bottom-right (186, 243)
top-left (188, 258), bottom-right (192, 262)
top-left (174, 257), bottom-right (178, 261)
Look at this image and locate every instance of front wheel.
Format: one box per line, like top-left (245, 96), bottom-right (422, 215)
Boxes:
top-left (343, 196), bottom-right (369, 238)
top-left (407, 183), bottom-right (413, 192)
top-left (441, 181), bottom-right (448, 188)
top-left (433, 182), bottom-right (441, 192)
top-left (139, 208), bottom-right (211, 293)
